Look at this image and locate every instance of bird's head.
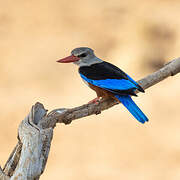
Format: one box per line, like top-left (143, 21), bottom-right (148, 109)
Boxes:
top-left (57, 47), bottom-right (102, 66)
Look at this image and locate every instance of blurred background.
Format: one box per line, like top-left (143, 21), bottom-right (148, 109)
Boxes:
top-left (1, 0), bottom-right (180, 179)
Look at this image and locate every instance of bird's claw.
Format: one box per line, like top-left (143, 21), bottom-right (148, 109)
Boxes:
top-left (88, 97), bottom-right (102, 114)
top-left (88, 97), bottom-right (101, 105)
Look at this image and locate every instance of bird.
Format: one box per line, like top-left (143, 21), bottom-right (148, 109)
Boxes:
top-left (57, 47), bottom-right (148, 124)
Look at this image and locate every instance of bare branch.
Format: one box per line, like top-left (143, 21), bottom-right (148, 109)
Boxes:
top-left (3, 143), bottom-right (22, 177)
top-left (45, 57), bottom-right (180, 125)
top-left (1, 57), bottom-right (179, 179)
top-left (9, 103), bottom-right (53, 180)
top-left (0, 166), bottom-right (9, 180)
top-left (138, 58), bottom-right (180, 89)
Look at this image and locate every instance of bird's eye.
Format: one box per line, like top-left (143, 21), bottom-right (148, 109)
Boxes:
top-left (77, 53), bottom-right (87, 58)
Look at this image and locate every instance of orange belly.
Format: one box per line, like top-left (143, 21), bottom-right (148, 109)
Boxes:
top-left (88, 82), bottom-right (118, 100)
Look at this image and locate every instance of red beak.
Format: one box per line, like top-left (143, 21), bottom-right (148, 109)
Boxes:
top-left (57, 55), bottom-right (80, 63)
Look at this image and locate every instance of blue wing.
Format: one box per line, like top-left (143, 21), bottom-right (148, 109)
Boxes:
top-left (79, 61), bottom-right (144, 93)
top-left (80, 74), bottom-right (138, 91)
top-left (79, 62), bottom-right (148, 123)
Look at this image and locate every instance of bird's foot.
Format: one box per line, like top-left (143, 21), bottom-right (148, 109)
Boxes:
top-left (88, 97), bottom-right (101, 105)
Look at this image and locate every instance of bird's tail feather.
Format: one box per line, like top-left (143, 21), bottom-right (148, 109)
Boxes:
top-left (115, 95), bottom-right (148, 124)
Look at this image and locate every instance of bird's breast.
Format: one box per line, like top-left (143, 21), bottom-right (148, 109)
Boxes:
top-left (81, 77), bottom-right (90, 87)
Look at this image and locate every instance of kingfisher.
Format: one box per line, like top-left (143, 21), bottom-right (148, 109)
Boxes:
top-left (57, 47), bottom-right (148, 124)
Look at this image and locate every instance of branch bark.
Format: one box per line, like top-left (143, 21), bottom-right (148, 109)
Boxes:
top-left (0, 57), bottom-right (180, 179)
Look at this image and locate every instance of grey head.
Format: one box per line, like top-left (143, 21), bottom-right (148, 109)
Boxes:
top-left (71, 47), bottom-right (103, 66)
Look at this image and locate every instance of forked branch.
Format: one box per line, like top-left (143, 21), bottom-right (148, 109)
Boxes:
top-left (0, 57), bottom-right (180, 179)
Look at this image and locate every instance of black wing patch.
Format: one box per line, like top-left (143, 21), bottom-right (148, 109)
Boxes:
top-left (79, 61), bottom-right (128, 80)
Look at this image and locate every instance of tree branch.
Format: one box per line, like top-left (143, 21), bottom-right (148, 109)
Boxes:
top-left (0, 166), bottom-right (9, 180)
top-left (0, 57), bottom-right (180, 179)
top-left (44, 57), bottom-right (180, 126)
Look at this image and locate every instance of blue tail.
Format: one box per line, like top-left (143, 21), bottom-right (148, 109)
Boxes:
top-left (115, 95), bottom-right (148, 124)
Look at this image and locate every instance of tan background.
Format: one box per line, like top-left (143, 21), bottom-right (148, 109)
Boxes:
top-left (1, 0), bottom-right (180, 179)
